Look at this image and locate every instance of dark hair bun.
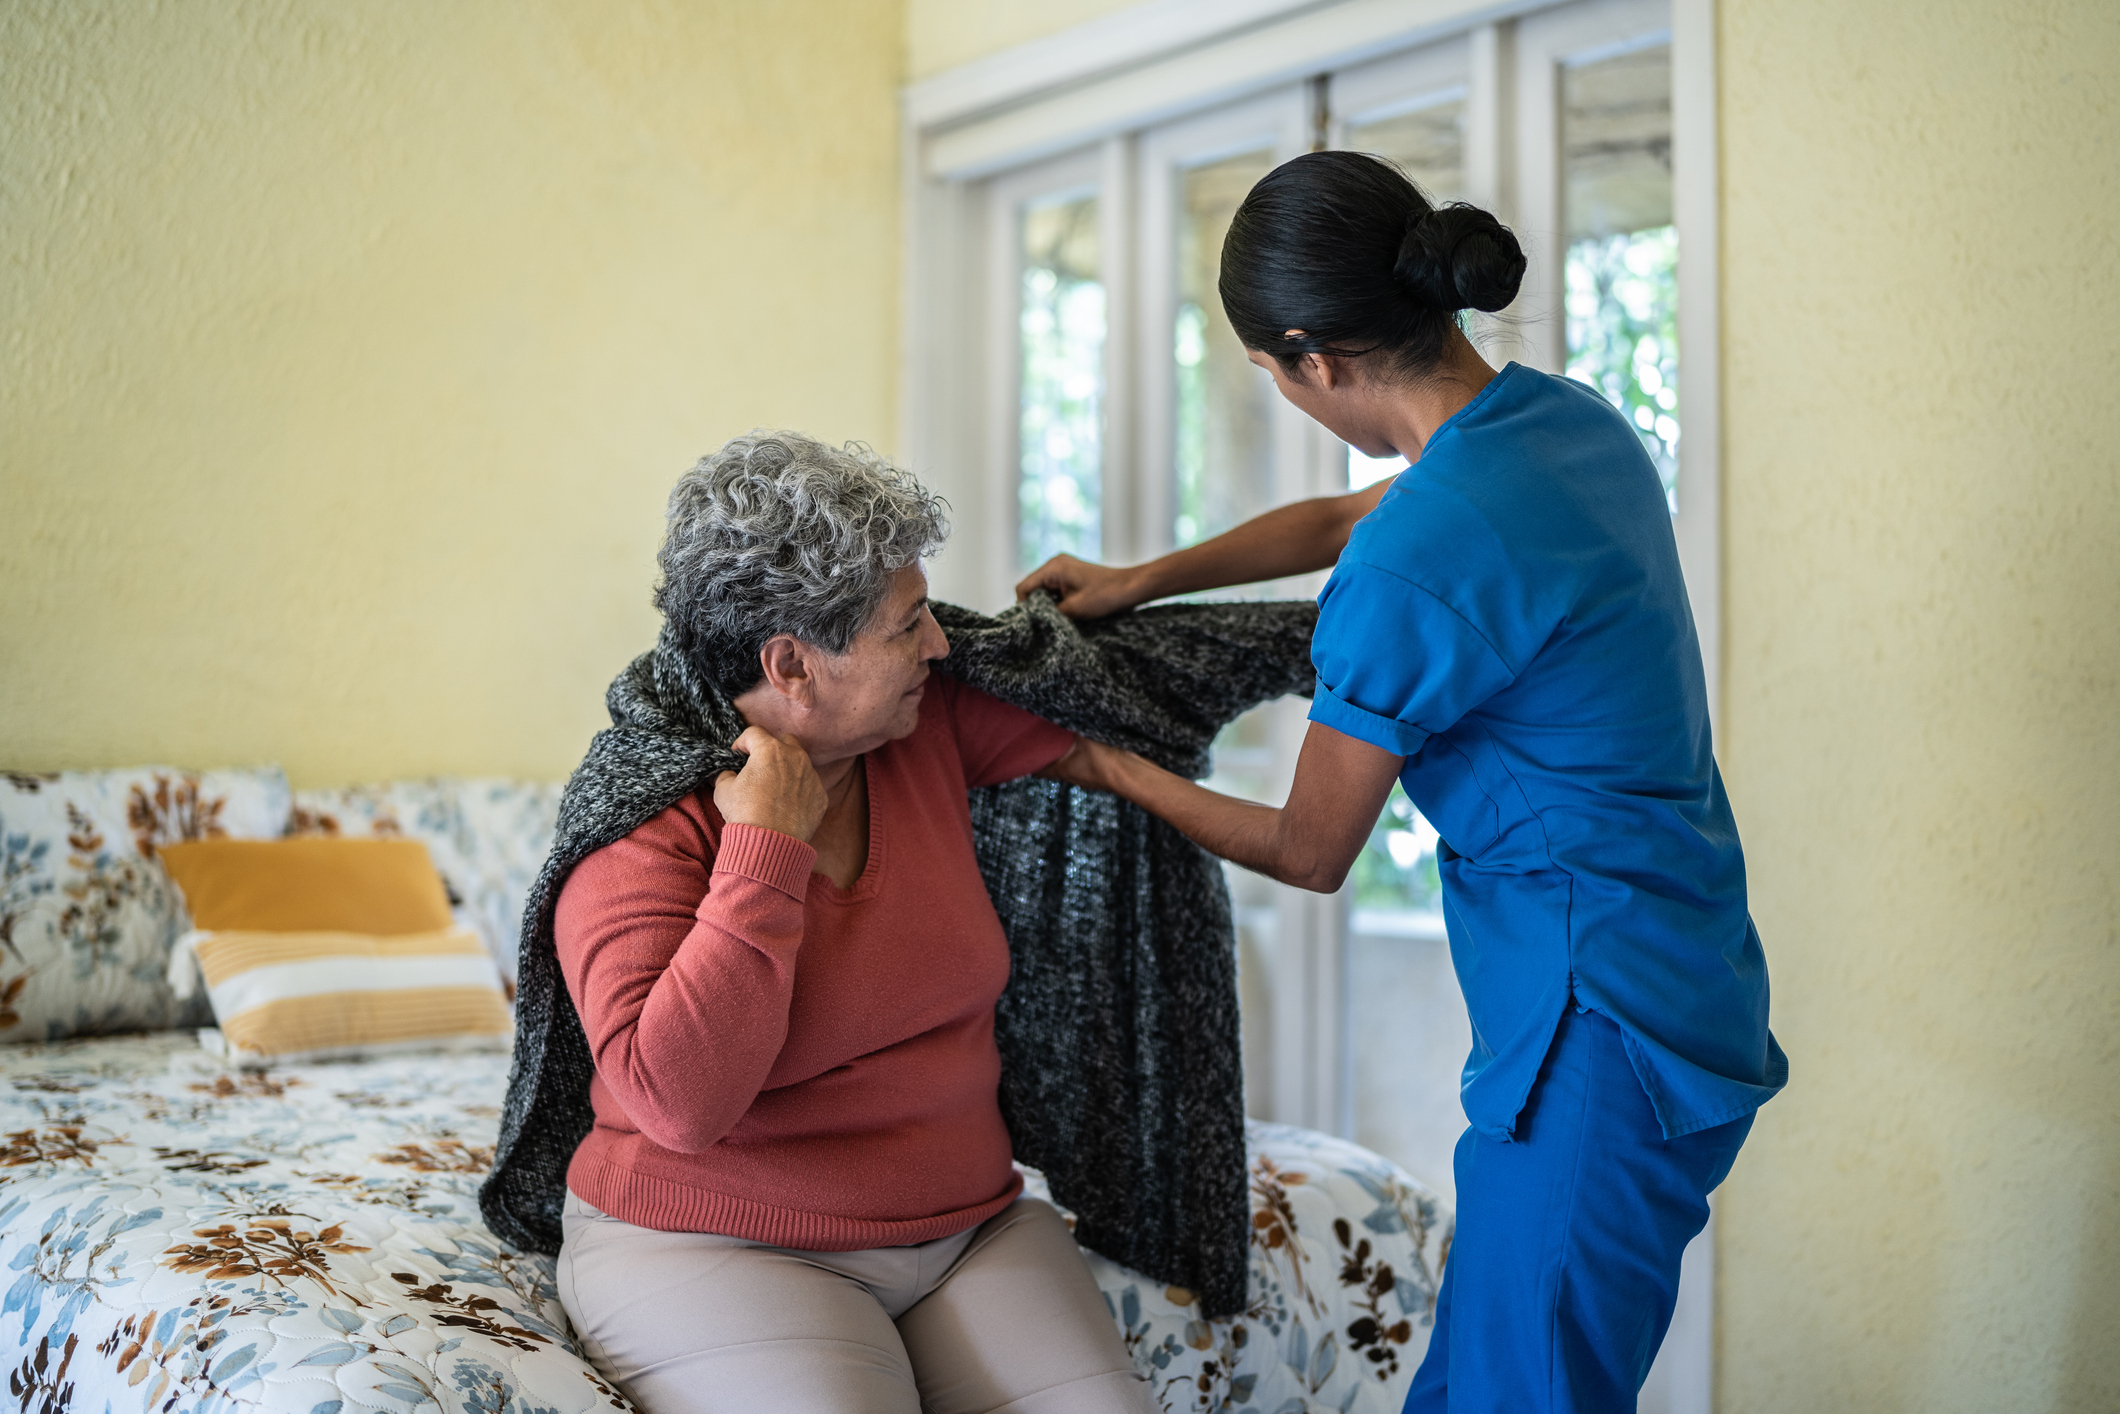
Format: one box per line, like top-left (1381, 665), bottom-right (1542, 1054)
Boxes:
top-left (1220, 152), bottom-right (1519, 379)
top-left (1393, 204), bottom-right (1527, 313)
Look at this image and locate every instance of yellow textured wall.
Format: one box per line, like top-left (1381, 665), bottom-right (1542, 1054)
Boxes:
top-left (0, 0), bottom-right (904, 787)
top-left (1717, 2), bottom-right (2120, 1410)
top-left (908, 0), bottom-right (1143, 80)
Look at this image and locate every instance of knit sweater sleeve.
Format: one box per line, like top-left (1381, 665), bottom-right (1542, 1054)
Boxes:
top-left (553, 801), bottom-right (816, 1155)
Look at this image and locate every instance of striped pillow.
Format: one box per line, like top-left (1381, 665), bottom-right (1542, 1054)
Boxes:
top-left (159, 838), bottom-right (511, 1064)
top-left (174, 926), bottom-right (511, 1064)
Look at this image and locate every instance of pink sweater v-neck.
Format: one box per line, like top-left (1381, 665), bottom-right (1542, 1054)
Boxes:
top-left (553, 676), bottom-right (1073, 1251)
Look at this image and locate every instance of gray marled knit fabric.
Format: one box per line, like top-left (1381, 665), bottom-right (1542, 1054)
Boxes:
top-left (478, 593), bottom-right (1318, 1318)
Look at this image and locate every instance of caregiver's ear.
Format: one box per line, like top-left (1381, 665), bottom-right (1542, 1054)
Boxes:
top-left (1298, 350), bottom-right (1344, 388)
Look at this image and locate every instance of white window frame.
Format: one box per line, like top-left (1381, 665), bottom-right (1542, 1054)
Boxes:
top-left (901, 5), bottom-right (1722, 1410)
top-left (983, 151), bottom-right (1108, 594)
top-left (1133, 88), bottom-right (1317, 559)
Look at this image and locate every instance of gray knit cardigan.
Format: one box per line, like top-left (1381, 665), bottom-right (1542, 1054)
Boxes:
top-left (478, 594), bottom-right (1318, 1318)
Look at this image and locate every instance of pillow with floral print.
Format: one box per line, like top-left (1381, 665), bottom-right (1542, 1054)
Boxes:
top-left (288, 779), bottom-right (561, 983)
top-left (0, 765), bottom-right (292, 1041)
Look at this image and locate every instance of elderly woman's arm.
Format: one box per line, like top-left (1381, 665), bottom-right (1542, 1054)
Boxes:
top-left (554, 730), bottom-right (827, 1155)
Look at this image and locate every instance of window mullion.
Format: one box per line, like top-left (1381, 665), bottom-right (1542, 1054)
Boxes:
top-left (1467, 21), bottom-right (1526, 368)
top-left (1131, 134), bottom-right (1179, 563)
top-left (1097, 135), bottom-right (1138, 569)
top-left (982, 180), bottom-right (1025, 608)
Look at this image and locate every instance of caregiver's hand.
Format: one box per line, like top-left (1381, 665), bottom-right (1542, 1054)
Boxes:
top-left (1015, 555), bottom-right (1151, 620)
top-left (1037, 735), bottom-right (1131, 793)
top-left (715, 726), bottom-right (829, 842)
top-left (1017, 480), bottom-right (1393, 620)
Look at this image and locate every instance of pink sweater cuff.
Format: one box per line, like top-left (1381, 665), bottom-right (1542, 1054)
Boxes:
top-left (711, 823), bottom-right (816, 900)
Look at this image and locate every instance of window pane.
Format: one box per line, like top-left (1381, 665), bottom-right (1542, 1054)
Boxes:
top-left (1342, 98), bottom-right (1465, 493)
top-left (1352, 782), bottom-right (1441, 915)
top-left (1175, 150), bottom-right (1278, 548)
top-left (1020, 194), bottom-right (1104, 570)
top-left (1348, 917), bottom-right (1470, 1204)
top-left (1346, 96), bottom-right (1466, 204)
top-left (1206, 708), bottom-right (1282, 1118)
top-left (1347, 781), bottom-right (1463, 1201)
top-left (1560, 44), bottom-right (1678, 508)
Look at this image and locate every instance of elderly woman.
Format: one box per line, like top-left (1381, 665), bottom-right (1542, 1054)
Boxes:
top-left (548, 432), bottom-right (1155, 1414)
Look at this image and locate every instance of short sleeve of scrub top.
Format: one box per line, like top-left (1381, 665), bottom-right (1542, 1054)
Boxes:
top-left (1308, 560), bottom-right (1519, 760)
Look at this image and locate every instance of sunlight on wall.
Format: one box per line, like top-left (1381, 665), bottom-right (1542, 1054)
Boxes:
top-left (0, 0), bottom-right (904, 787)
top-left (1717, 2), bottom-right (2120, 1410)
top-left (908, 0), bottom-right (1144, 80)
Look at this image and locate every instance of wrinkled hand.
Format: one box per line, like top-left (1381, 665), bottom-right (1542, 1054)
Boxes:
top-left (1015, 555), bottom-right (1149, 620)
top-left (1036, 736), bottom-right (1133, 795)
top-left (714, 726), bottom-right (829, 842)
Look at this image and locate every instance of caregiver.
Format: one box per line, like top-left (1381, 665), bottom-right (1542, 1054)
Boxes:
top-left (1024, 151), bottom-right (1786, 1414)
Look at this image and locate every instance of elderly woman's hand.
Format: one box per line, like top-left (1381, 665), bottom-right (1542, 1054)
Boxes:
top-left (715, 726), bottom-right (830, 842)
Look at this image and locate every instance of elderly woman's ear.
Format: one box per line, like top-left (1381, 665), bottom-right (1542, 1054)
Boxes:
top-left (750, 636), bottom-right (819, 708)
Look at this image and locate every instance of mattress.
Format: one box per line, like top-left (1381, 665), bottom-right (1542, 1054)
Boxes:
top-left (0, 1034), bottom-right (1447, 1414)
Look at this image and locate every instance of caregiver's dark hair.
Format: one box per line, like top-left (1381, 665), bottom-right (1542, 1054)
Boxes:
top-left (1219, 150), bottom-right (1526, 381)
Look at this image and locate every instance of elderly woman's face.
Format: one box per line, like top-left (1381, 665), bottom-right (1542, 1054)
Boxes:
top-left (770, 563), bottom-right (949, 762)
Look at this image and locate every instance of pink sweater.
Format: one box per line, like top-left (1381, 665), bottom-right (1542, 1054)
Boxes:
top-left (553, 677), bottom-right (1074, 1250)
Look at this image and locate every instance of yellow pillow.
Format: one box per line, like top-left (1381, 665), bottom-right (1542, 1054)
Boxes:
top-left (159, 837), bottom-right (454, 934)
top-left (160, 838), bottom-right (508, 1064)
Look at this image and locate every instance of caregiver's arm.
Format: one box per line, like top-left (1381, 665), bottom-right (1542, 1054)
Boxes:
top-left (1016, 478), bottom-right (1393, 620)
top-left (1041, 721), bottom-right (1403, 893)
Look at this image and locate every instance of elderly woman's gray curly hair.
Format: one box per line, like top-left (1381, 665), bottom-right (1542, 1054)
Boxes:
top-left (654, 431), bottom-right (951, 695)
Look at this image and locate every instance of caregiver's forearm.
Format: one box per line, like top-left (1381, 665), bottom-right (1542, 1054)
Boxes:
top-left (1127, 483), bottom-right (1388, 601)
top-left (1048, 722), bottom-right (1401, 892)
top-left (1095, 752), bottom-right (1348, 892)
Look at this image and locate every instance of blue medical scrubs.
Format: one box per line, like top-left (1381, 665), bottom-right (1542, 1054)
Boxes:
top-left (1308, 363), bottom-right (1786, 1412)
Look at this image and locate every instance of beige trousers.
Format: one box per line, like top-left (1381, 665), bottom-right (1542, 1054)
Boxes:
top-left (556, 1192), bottom-right (1157, 1414)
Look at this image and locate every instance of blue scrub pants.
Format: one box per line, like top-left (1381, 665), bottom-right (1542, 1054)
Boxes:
top-left (1403, 1006), bottom-right (1754, 1414)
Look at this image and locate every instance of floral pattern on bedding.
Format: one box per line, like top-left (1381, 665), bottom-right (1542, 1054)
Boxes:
top-left (0, 1036), bottom-right (1447, 1414)
top-left (0, 770), bottom-right (291, 1042)
top-left (0, 1034), bottom-right (597, 1414)
top-left (1032, 1123), bottom-right (1448, 1413)
top-left (287, 783), bottom-right (560, 983)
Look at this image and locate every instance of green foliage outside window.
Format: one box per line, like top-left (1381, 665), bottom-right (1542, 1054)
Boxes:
top-left (1353, 783), bottom-right (1443, 914)
top-left (1172, 302), bottom-right (1209, 547)
top-left (1564, 225), bottom-right (1680, 509)
top-left (1019, 264), bottom-right (1105, 569)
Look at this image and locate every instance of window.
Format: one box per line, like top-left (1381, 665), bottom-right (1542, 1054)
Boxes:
top-left (1335, 92), bottom-right (1462, 501)
top-left (1562, 42), bottom-right (1680, 506)
top-left (1173, 151), bottom-right (1278, 547)
top-left (1017, 192), bottom-right (1105, 568)
top-left (1331, 42), bottom-right (1472, 492)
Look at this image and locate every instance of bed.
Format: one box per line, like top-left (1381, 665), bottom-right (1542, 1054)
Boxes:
top-left (0, 768), bottom-right (1450, 1414)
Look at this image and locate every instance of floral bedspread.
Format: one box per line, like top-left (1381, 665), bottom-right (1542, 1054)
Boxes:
top-left (0, 1035), bottom-right (1447, 1414)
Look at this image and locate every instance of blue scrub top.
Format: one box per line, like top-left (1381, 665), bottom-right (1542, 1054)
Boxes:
top-left (1310, 363), bottom-right (1786, 1141)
